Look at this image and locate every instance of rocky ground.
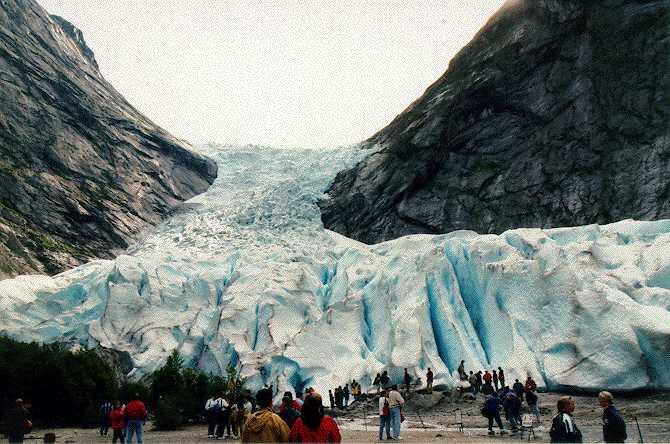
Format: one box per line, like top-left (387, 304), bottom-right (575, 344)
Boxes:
top-left (6, 391), bottom-right (669, 443)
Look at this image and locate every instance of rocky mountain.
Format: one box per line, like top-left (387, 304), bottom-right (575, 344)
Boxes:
top-left (0, 0), bottom-right (218, 277)
top-left (320, 0), bottom-right (670, 244)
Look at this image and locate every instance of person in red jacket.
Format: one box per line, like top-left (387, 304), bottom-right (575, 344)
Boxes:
top-left (124, 394), bottom-right (148, 444)
top-left (109, 400), bottom-right (125, 444)
top-left (289, 393), bottom-right (341, 443)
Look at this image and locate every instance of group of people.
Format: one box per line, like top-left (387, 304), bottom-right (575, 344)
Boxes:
top-left (326, 380), bottom-right (363, 410)
top-left (547, 392), bottom-right (628, 443)
top-left (204, 391), bottom-right (255, 439)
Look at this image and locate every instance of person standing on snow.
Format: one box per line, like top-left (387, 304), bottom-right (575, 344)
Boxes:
top-left (328, 390), bottom-right (335, 409)
top-left (468, 371), bottom-right (479, 395)
top-left (492, 370), bottom-right (499, 391)
top-left (426, 368), bottom-right (434, 393)
top-left (598, 391), bottom-right (627, 443)
top-left (550, 396), bottom-right (582, 443)
top-left (373, 373), bottom-right (382, 393)
top-left (513, 379), bottom-right (525, 402)
top-left (498, 367), bottom-right (506, 389)
top-left (482, 392), bottom-right (505, 436)
top-left (457, 361), bottom-right (466, 380)
top-left (241, 388), bottom-right (290, 443)
top-left (343, 384), bottom-right (350, 407)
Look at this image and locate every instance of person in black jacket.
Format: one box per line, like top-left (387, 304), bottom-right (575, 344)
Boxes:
top-left (599, 391), bottom-right (627, 443)
top-left (6, 398), bottom-right (31, 444)
top-left (550, 396), bottom-right (582, 443)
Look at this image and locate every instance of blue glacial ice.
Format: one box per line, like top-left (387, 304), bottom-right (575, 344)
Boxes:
top-left (1, 144), bottom-right (669, 394)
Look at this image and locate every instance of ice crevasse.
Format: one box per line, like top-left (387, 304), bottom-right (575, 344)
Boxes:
top-left (0, 144), bottom-right (669, 395)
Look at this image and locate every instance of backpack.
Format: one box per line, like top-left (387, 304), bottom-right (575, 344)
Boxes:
top-left (209, 399), bottom-right (223, 414)
top-left (382, 399), bottom-right (390, 417)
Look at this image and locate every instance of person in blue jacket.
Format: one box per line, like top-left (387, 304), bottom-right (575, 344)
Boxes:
top-left (550, 396), bottom-right (582, 443)
top-left (599, 391), bottom-right (627, 443)
top-left (482, 392), bottom-right (506, 435)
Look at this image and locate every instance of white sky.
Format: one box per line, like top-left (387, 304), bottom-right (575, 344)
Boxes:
top-left (39, 1), bottom-right (505, 148)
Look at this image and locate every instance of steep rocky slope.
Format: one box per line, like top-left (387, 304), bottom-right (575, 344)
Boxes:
top-left (320, 0), bottom-right (670, 244)
top-left (0, 0), bottom-right (217, 277)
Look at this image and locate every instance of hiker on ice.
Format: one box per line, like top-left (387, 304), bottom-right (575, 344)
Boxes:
top-left (550, 396), bottom-right (582, 443)
top-left (388, 385), bottom-right (405, 440)
top-left (373, 373), bottom-right (382, 393)
top-left (503, 390), bottom-right (522, 432)
top-left (498, 367), bottom-right (505, 388)
top-left (468, 371), bottom-right (478, 395)
top-left (492, 369), bottom-right (499, 391)
top-left (378, 389), bottom-right (392, 440)
top-left (457, 360), bottom-right (466, 380)
top-left (513, 379), bottom-right (525, 402)
top-left (599, 391), bottom-right (627, 443)
top-left (242, 388), bottom-right (290, 443)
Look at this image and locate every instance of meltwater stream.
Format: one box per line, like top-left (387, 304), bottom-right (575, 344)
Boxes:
top-left (1, 144), bottom-right (669, 394)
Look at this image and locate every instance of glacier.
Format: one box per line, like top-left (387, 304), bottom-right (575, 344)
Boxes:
top-left (1, 144), bottom-right (669, 395)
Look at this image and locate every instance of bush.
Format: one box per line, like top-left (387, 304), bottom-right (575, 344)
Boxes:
top-left (153, 395), bottom-right (182, 430)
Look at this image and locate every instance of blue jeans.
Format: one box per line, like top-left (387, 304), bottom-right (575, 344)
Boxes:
top-left (379, 415), bottom-right (391, 439)
top-left (126, 420), bottom-right (144, 444)
top-left (390, 407), bottom-right (401, 439)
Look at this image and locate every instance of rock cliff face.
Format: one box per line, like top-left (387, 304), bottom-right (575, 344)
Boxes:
top-left (320, 0), bottom-right (670, 244)
top-left (0, 0), bottom-right (218, 277)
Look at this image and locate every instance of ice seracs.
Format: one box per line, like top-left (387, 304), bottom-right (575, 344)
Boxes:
top-left (0, 144), bottom-right (668, 395)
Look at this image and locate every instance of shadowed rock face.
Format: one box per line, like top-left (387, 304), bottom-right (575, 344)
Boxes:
top-left (320, 0), bottom-right (670, 244)
top-left (0, 0), bottom-right (218, 277)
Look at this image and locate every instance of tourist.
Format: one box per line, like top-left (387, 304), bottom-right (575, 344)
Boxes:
top-left (403, 368), bottom-right (411, 393)
top-left (374, 373), bottom-right (382, 393)
top-left (482, 380), bottom-right (494, 396)
top-left (215, 394), bottom-right (232, 439)
top-left (343, 384), bottom-right (350, 407)
top-left (476, 371), bottom-right (483, 393)
top-left (378, 389), bottom-right (392, 440)
top-left (503, 390), bottom-right (522, 432)
top-left (525, 375), bottom-right (537, 392)
top-left (280, 391), bottom-right (302, 412)
top-left (205, 393), bottom-right (223, 438)
top-left (380, 371), bottom-right (390, 388)
top-left (110, 400), bottom-right (125, 444)
top-left (513, 379), bottom-right (525, 402)
top-left (99, 400), bottom-right (113, 437)
top-left (328, 390), bottom-right (335, 409)
top-left (492, 370), bottom-right (499, 391)
top-left (483, 370), bottom-right (492, 385)
top-left (457, 360), bottom-right (466, 380)
top-left (498, 367), bottom-right (506, 388)
top-left (482, 392), bottom-right (505, 436)
top-left (549, 396), bottom-right (582, 443)
top-left (289, 393), bottom-right (341, 442)
top-left (468, 371), bottom-right (478, 395)
top-left (426, 368), bottom-right (434, 393)
top-left (6, 398), bottom-right (31, 444)
top-left (241, 388), bottom-right (290, 443)
top-left (335, 386), bottom-right (343, 409)
top-left (279, 393), bottom-right (301, 428)
top-left (525, 388), bottom-right (540, 421)
top-left (124, 393), bottom-right (148, 444)
top-left (388, 385), bottom-right (405, 440)
top-left (599, 391), bottom-right (627, 443)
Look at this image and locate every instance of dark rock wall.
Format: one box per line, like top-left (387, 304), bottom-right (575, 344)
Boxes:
top-left (0, 0), bottom-right (218, 277)
top-left (320, 0), bottom-right (670, 244)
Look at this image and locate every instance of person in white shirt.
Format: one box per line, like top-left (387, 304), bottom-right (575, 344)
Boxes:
top-left (205, 395), bottom-right (222, 438)
top-left (387, 385), bottom-right (405, 440)
top-left (378, 389), bottom-right (391, 440)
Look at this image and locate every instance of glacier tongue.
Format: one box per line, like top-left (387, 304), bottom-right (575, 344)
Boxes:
top-left (1, 144), bottom-right (669, 394)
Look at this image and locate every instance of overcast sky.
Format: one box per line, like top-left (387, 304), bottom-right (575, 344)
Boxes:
top-left (39, 0), bottom-right (505, 148)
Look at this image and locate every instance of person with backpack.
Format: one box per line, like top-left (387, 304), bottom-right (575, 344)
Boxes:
top-left (215, 394), bottom-right (232, 439)
top-left (426, 368), bottom-right (434, 393)
top-left (482, 392), bottom-right (505, 436)
top-left (99, 401), bottom-right (113, 437)
top-left (388, 385), bottom-right (405, 440)
top-left (289, 393), bottom-right (341, 442)
top-left (503, 391), bottom-right (522, 432)
top-left (378, 389), bottom-right (392, 440)
top-left (109, 400), bottom-right (125, 444)
top-left (124, 393), bottom-right (148, 444)
top-left (373, 373), bottom-right (382, 394)
top-left (242, 388), bottom-right (290, 443)
top-left (550, 396), bottom-right (582, 443)
top-left (599, 391), bottom-right (627, 443)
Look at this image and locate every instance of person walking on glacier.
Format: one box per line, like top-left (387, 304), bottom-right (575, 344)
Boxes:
top-left (482, 392), bottom-right (505, 436)
top-left (525, 388), bottom-right (541, 421)
top-left (468, 371), bottom-right (479, 395)
top-left (457, 360), bottom-right (466, 380)
top-left (388, 385), bottom-right (405, 440)
top-left (378, 389), bottom-right (392, 440)
top-left (598, 391), bottom-right (627, 443)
